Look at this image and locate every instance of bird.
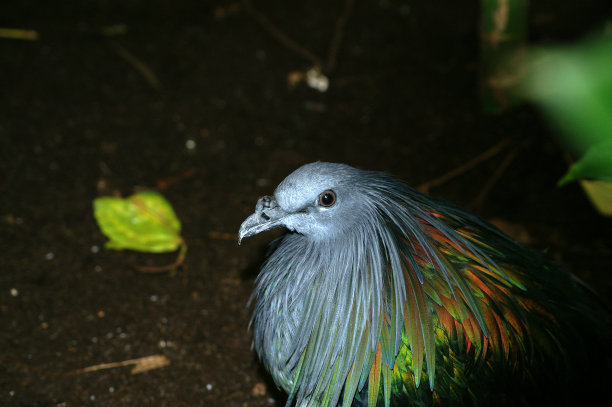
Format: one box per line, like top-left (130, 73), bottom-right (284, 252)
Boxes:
top-left (238, 162), bottom-right (610, 407)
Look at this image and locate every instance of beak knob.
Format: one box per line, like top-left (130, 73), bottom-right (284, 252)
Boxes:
top-left (238, 196), bottom-right (287, 244)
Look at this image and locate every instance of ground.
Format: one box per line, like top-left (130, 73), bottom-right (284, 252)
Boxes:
top-left (1, 1), bottom-right (611, 406)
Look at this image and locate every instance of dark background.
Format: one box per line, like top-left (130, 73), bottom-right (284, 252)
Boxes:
top-left (1, 1), bottom-right (611, 406)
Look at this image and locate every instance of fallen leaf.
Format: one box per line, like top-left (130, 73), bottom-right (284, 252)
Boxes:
top-left (93, 191), bottom-right (183, 252)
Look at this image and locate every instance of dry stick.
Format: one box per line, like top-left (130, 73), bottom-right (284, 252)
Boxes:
top-left (133, 242), bottom-right (188, 274)
top-left (68, 355), bottom-right (170, 375)
top-left (417, 138), bottom-right (512, 194)
top-left (208, 231), bottom-right (237, 241)
top-left (0, 28), bottom-right (39, 40)
top-left (108, 41), bottom-right (161, 89)
top-left (326, 0), bottom-right (355, 73)
top-left (134, 242), bottom-right (189, 286)
top-left (469, 144), bottom-right (522, 210)
top-left (241, 0), bottom-right (323, 68)
top-left (242, 0), bottom-right (355, 74)
top-left (156, 168), bottom-right (197, 190)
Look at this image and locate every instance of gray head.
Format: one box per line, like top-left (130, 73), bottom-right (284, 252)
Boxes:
top-left (238, 162), bottom-right (370, 243)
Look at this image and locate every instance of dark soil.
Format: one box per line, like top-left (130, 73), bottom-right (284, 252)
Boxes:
top-left (1, 1), bottom-right (611, 406)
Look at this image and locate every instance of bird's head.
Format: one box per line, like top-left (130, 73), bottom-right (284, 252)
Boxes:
top-left (238, 162), bottom-right (369, 244)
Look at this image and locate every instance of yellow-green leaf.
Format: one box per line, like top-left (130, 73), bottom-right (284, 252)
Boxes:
top-left (580, 180), bottom-right (612, 217)
top-left (93, 191), bottom-right (183, 252)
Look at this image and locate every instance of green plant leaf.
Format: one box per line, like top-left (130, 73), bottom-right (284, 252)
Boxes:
top-left (558, 141), bottom-right (612, 185)
top-left (93, 191), bottom-right (183, 252)
top-left (520, 36), bottom-right (612, 155)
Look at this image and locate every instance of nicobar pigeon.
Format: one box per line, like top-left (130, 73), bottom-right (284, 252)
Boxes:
top-left (238, 162), bottom-right (610, 407)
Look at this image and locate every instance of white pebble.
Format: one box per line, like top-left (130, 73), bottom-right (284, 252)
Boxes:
top-left (44, 252), bottom-right (54, 260)
top-left (305, 67), bottom-right (329, 92)
top-left (10, 288), bottom-right (18, 297)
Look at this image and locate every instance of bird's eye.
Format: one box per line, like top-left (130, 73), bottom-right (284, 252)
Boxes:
top-left (318, 190), bottom-right (336, 207)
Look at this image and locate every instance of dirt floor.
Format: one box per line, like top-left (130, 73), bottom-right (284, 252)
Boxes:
top-left (1, 1), bottom-right (611, 406)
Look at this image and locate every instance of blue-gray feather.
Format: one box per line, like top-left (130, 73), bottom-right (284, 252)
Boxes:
top-left (246, 162), bottom-right (503, 406)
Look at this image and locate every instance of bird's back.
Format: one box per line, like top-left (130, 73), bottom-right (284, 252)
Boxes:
top-left (360, 193), bottom-right (611, 406)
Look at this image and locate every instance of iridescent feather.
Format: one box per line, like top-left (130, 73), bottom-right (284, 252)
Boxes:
top-left (239, 162), bottom-right (610, 407)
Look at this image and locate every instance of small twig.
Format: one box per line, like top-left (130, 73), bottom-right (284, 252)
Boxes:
top-left (417, 138), bottom-right (512, 194)
top-left (326, 0), bottom-right (355, 73)
top-left (68, 355), bottom-right (170, 376)
top-left (108, 40), bottom-right (161, 89)
top-left (242, 0), bottom-right (354, 76)
top-left (469, 143), bottom-right (523, 210)
top-left (99, 24), bottom-right (128, 37)
top-left (208, 231), bottom-right (237, 241)
top-left (133, 242), bottom-right (188, 274)
top-left (241, 0), bottom-right (323, 68)
top-left (156, 168), bottom-right (197, 190)
top-left (0, 28), bottom-right (39, 40)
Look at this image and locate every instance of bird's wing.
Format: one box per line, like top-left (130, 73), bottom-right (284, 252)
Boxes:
top-left (363, 204), bottom-right (562, 406)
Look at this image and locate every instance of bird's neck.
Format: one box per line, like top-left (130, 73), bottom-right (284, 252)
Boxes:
top-left (251, 229), bottom-right (389, 393)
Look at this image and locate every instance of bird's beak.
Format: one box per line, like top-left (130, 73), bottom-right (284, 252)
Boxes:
top-left (238, 195), bottom-right (287, 244)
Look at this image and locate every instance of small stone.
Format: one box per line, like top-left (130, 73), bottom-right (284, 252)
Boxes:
top-left (252, 382), bottom-right (267, 396)
top-left (185, 139), bottom-right (196, 150)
